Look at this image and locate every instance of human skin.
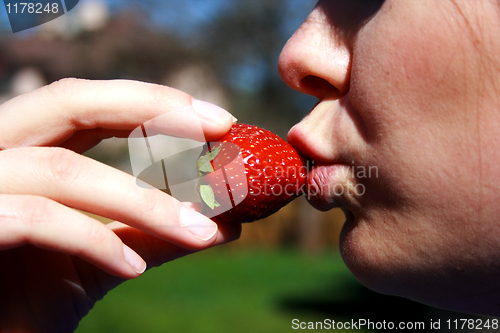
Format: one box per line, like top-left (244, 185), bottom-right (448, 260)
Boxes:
top-left (280, 0), bottom-right (500, 315)
top-left (0, 79), bottom-right (240, 331)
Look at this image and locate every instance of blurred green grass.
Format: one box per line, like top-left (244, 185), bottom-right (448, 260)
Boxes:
top-left (76, 248), bottom-right (367, 333)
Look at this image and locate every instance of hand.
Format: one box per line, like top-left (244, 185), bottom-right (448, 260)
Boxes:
top-left (0, 78), bottom-right (241, 332)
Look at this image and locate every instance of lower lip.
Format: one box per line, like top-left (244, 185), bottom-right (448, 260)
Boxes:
top-left (306, 164), bottom-right (349, 211)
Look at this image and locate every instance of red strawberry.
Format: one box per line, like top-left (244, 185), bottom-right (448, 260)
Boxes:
top-left (197, 123), bottom-right (307, 223)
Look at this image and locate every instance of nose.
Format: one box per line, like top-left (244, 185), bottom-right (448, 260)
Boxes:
top-left (278, 3), bottom-right (352, 100)
top-left (279, 0), bottom-right (384, 100)
top-left (280, 0), bottom-right (383, 162)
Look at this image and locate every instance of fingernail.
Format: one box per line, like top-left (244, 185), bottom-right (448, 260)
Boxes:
top-left (191, 98), bottom-right (233, 124)
top-left (179, 205), bottom-right (218, 241)
top-left (123, 244), bottom-right (147, 274)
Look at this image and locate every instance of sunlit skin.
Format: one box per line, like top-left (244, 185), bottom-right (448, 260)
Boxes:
top-left (0, 79), bottom-right (241, 331)
top-left (280, 0), bottom-right (500, 315)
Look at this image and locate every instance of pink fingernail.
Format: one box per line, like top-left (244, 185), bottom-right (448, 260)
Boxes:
top-left (123, 244), bottom-right (147, 274)
top-left (179, 206), bottom-right (218, 241)
top-left (191, 99), bottom-right (234, 124)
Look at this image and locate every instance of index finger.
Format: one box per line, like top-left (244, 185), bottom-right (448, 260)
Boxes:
top-left (0, 78), bottom-right (235, 150)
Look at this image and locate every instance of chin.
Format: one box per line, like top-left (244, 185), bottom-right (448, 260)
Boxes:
top-left (338, 213), bottom-right (500, 316)
top-left (338, 213), bottom-right (398, 295)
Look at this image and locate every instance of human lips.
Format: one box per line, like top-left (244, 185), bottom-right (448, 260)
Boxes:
top-left (306, 163), bottom-right (358, 211)
top-left (287, 97), bottom-right (366, 212)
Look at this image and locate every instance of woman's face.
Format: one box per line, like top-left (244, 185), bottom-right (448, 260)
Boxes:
top-left (280, 0), bottom-right (500, 314)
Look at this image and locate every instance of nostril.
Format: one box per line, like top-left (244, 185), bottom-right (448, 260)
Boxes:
top-left (300, 75), bottom-right (339, 99)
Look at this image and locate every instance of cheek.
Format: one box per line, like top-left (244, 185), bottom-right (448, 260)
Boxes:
top-left (349, 1), bottom-right (483, 210)
top-left (342, 1), bottom-right (500, 308)
top-left (352, 4), bottom-right (473, 130)
top-left (353, 57), bottom-right (454, 208)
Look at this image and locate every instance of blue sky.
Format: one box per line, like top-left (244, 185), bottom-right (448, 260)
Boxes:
top-left (0, 0), bottom-right (316, 94)
top-left (0, 0), bottom-right (315, 37)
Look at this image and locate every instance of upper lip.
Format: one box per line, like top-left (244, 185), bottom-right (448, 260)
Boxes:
top-left (288, 97), bottom-right (362, 165)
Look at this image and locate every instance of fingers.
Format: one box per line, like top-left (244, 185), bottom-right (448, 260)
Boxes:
top-left (0, 147), bottom-right (220, 250)
top-left (0, 194), bottom-right (146, 279)
top-left (65, 219), bottom-right (241, 297)
top-left (107, 218), bottom-right (241, 268)
top-left (0, 78), bottom-right (235, 152)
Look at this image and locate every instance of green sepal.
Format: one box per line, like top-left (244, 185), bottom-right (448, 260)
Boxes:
top-left (200, 184), bottom-right (221, 210)
top-left (197, 146), bottom-right (221, 174)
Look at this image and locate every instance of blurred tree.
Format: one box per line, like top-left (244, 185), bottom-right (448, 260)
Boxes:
top-left (104, 0), bottom-right (317, 136)
top-left (199, 0), bottom-right (317, 137)
top-left (0, 12), bottom-right (196, 83)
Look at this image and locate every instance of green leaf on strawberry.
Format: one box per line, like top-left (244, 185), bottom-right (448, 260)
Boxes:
top-left (199, 184), bottom-right (220, 209)
top-left (197, 146), bottom-right (222, 208)
top-left (197, 146), bottom-right (221, 175)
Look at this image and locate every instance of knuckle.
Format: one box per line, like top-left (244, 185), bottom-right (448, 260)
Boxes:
top-left (18, 195), bottom-right (55, 226)
top-left (43, 147), bottom-right (84, 184)
top-left (44, 78), bottom-right (85, 105)
top-left (136, 187), bottom-right (162, 217)
top-left (84, 221), bottom-right (109, 245)
top-left (144, 83), bottom-right (178, 110)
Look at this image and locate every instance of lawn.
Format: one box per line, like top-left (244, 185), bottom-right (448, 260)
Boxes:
top-left (75, 248), bottom-right (369, 333)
